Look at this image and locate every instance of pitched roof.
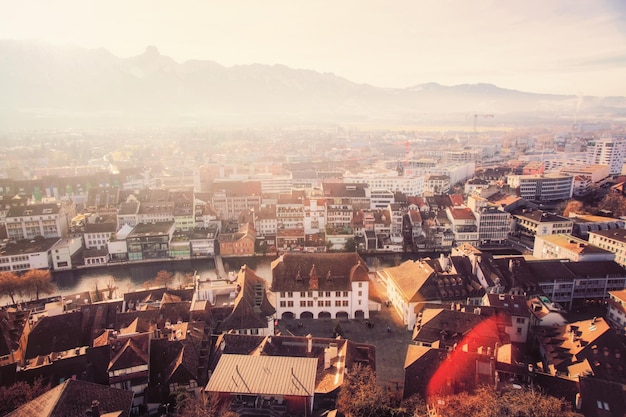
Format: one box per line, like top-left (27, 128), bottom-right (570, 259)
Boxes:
top-left (271, 253), bottom-right (369, 292)
top-left (205, 354), bottom-right (317, 397)
top-left (380, 260), bottom-right (435, 302)
top-left (220, 266), bottom-right (275, 332)
top-left (7, 379), bottom-right (134, 417)
top-left (25, 312), bottom-right (84, 360)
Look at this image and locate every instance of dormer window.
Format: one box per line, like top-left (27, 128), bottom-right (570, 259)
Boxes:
top-left (43, 209), bottom-right (52, 214)
top-left (24, 210), bottom-right (32, 215)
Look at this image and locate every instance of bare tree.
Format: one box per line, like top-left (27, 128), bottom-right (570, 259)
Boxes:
top-left (0, 271), bottom-right (23, 305)
top-left (154, 270), bottom-right (174, 287)
top-left (21, 269), bottom-right (55, 301)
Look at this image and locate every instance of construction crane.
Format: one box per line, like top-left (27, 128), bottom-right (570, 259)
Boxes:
top-left (474, 114), bottom-right (494, 137)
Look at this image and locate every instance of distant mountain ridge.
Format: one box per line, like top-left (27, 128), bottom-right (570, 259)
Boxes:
top-left (1, 39), bottom-right (624, 127)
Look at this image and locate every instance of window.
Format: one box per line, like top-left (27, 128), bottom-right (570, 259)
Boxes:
top-left (342, 300), bottom-right (349, 307)
top-left (335, 301), bottom-right (341, 307)
top-left (300, 291), bottom-right (306, 297)
top-left (318, 301), bottom-right (324, 307)
top-left (287, 292), bottom-right (293, 297)
top-left (358, 282), bottom-right (362, 288)
top-left (325, 300), bottom-right (331, 307)
top-left (300, 301), bottom-right (306, 307)
top-left (326, 291), bottom-right (331, 297)
top-left (343, 291), bottom-right (349, 297)
top-left (516, 327), bottom-right (522, 334)
top-left (287, 301), bottom-right (293, 307)
top-left (358, 291), bottom-right (362, 296)
top-left (307, 291), bottom-right (313, 297)
top-left (516, 317), bottom-right (525, 324)
top-left (280, 301), bottom-right (286, 307)
top-left (336, 291), bottom-right (341, 297)
top-left (307, 301), bottom-right (313, 307)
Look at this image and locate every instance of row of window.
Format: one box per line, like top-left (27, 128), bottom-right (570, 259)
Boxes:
top-left (280, 288), bottom-right (363, 298)
top-left (280, 300), bottom-right (350, 308)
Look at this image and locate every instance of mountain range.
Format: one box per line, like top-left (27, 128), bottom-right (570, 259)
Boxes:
top-left (1, 40), bottom-right (625, 128)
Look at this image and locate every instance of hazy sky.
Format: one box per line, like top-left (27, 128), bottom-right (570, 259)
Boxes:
top-left (3, 0), bottom-right (626, 96)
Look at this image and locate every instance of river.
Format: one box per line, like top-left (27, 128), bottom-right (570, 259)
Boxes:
top-left (3, 253), bottom-right (413, 305)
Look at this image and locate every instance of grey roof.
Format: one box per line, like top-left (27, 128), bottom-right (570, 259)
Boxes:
top-left (6, 204), bottom-right (60, 217)
top-left (7, 378), bottom-right (133, 417)
top-left (205, 354), bottom-right (317, 396)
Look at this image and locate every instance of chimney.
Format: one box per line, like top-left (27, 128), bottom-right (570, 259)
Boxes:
top-left (86, 400), bottom-right (100, 417)
top-left (306, 334), bottom-right (313, 354)
top-left (324, 343), bottom-right (339, 370)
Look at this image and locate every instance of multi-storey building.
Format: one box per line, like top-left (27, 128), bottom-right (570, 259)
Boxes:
top-left (137, 202), bottom-right (175, 224)
top-left (271, 253), bottom-right (369, 320)
top-left (474, 206), bottom-right (512, 245)
top-left (303, 198), bottom-right (326, 235)
top-left (5, 203), bottom-right (72, 240)
top-left (533, 234), bottom-right (615, 262)
top-left (117, 200), bottom-right (140, 227)
top-left (607, 289), bottom-right (626, 334)
top-left (322, 182), bottom-right (370, 209)
top-left (126, 222), bottom-right (175, 261)
top-left (211, 181), bottom-right (262, 221)
top-left (326, 203), bottom-right (353, 230)
top-left (559, 164), bottom-right (610, 185)
top-left (387, 203), bottom-right (405, 235)
top-left (276, 198), bottom-right (304, 231)
top-left (513, 209), bottom-right (573, 237)
top-left (526, 260), bottom-right (626, 308)
top-left (84, 221), bottom-right (117, 250)
top-left (588, 228), bottom-right (626, 267)
top-left (586, 136), bottom-right (626, 175)
top-left (218, 223), bottom-right (256, 256)
top-left (370, 190), bottom-right (395, 209)
top-left (506, 173), bottom-right (574, 202)
top-left (424, 175), bottom-right (450, 195)
top-left (446, 207), bottom-right (479, 246)
top-left (344, 170), bottom-right (425, 196)
top-left (0, 238), bottom-right (58, 272)
top-left (253, 205), bottom-right (277, 247)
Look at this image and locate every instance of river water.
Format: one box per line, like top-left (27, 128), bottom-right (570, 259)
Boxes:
top-left (51, 256), bottom-right (278, 299)
top-left (3, 253), bottom-right (407, 305)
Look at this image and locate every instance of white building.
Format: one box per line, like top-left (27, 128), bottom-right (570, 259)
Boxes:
top-left (533, 234), bottom-right (615, 263)
top-left (50, 237), bottom-right (83, 271)
top-left (507, 173), bottom-right (574, 202)
top-left (588, 228), bottom-right (626, 267)
top-left (5, 203), bottom-right (72, 240)
top-left (607, 289), bottom-right (626, 334)
top-left (586, 136), bottom-right (626, 175)
top-left (0, 238), bottom-right (58, 272)
top-left (271, 253), bottom-right (369, 320)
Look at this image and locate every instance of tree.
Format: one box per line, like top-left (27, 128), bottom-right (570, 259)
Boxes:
top-left (154, 270), bottom-right (174, 287)
top-left (562, 199), bottom-right (584, 217)
top-left (337, 363), bottom-right (391, 417)
top-left (0, 271), bottom-right (23, 305)
top-left (174, 390), bottom-right (235, 417)
top-left (344, 238), bottom-right (358, 252)
top-left (597, 193), bottom-right (626, 217)
top-left (435, 386), bottom-right (583, 417)
top-left (0, 377), bottom-right (50, 416)
top-left (21, 269), bottom-right (55, 301)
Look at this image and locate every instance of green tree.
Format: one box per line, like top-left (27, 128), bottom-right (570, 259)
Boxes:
top-left (344, 238), bottom-right (358, 252)
top-left (21, 269), bottom-right (55, 301)
top-left (0, 271), bottom-right (23, 305)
